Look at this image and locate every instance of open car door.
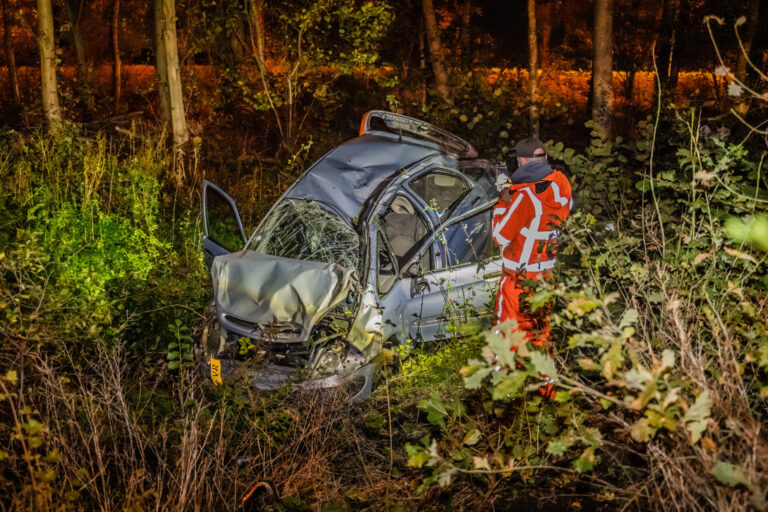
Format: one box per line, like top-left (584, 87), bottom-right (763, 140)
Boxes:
top-left (202, 180), bottom-right (247, 268)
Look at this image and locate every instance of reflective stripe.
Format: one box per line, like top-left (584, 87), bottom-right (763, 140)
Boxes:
top-left (497, 275), bottom-right (507, 320)
top-left (525, 259), bottom-right (557, 272)
top-left (493, 193), bottom-right (523, 246)
top-left (550, 182), bottom-right (569, 207)
top-left (493, 207), bottom-right (506, 215)
top-left (568, 198), bottom-right (574, 211)
top-left (518, 188), bottom-right (543, 266)
top-left (502, 256), bottom-right (557, 273)
top-left (520, 227), bottom-right (559, 240)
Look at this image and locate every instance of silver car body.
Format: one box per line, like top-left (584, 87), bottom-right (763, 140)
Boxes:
top-left (199, 111), bottom-right (503, 400)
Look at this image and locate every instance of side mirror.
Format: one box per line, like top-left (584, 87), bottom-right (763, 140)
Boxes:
top-left (405, 262), bottom-right (421, 277)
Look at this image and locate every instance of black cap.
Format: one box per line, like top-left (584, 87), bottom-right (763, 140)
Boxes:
top-left (514, 137), bottom-right (546, 158)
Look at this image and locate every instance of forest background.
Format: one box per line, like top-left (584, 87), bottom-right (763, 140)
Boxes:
top-left (1, 0), bottom-right (767, 510)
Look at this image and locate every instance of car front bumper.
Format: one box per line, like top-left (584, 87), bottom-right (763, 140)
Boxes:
top-left (199, 356), bottom-right (376, 403)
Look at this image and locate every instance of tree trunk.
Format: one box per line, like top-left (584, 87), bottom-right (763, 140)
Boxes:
top-left (36, 0), bottom-right (62, 123)
top-left (657, 0), bottom-right (680, 104)
top-left (158, 0), bottom-right (189, 145)
top-left (419, 18), bottom-right (427, 108)
top-left (2, 0), bottom-right (21, 107)
top-left (528, 0), bottom-right (540, 138)
top-left (112, 0), bottom-right (122, 111)
top-left (735, 0), bottom-right (761, 82)
top-left (250, 0), bottom-right (266, 69)
top-left (459, 0), bottom-right (471, 69)
top-left (421, 0), bottom-right (452, 105)
top-left (592, 0), bottom-right (613, 138)
top-left (64, 0), bottom-right (92, 109)
top-left (538, 0), bottom-right (553, 69)
top-left (154, 0), bottom-right (171, 124)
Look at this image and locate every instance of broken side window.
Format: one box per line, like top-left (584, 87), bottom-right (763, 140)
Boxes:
top-left (440, 208), bottom-right (498, 267)
top-left (409, 171), bottom-right (470, 218)
top-left (247, 199), bottom-right (362, 275)
top-left (205, 187), bottom-right (245, 252)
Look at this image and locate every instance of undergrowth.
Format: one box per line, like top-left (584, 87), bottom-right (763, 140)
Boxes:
top-left (1, 112), bottom-right (766, 511)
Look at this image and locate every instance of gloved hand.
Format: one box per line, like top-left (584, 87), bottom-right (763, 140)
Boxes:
top-left (496, 173), bottom-right (510, 192)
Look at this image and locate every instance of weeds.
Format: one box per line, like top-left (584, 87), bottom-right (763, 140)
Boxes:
top-left (2, 106), bottom-right (767, 510)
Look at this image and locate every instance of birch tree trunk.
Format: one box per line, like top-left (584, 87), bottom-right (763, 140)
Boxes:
top-left (112, 0), bottom-right (122, 111)
top-left (2, 0), bottom-right (21, 107)
top-left (528, 0), bottom-right (540, 138)
top-left (158, 0), bottom-right (189, 145)
top-left (421, 0), bottom-right (452, 105)
top-left (592, 0), bottom-right (613, 138)
top-left (36, 0), bottom-right (62, 123)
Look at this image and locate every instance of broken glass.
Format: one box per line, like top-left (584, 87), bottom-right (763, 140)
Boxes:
top-left (247, 198), bottom-right (362, 276)
top-left (441, 209), bottom-right (495, 267)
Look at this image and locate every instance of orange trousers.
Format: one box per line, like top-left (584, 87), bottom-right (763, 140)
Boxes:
top-left (494, 271), bottom-right (551, 349)
top-left (495, 271), bottom-right (555, 399)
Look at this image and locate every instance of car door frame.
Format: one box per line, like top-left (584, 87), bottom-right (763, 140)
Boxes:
top-left (201, 179), bottom-right (247, 268)
top-left (400, 199), bottom-right (503, 341)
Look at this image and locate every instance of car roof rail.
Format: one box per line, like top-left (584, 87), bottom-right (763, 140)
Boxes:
top-left (359, 110), bottom-right (478, 159)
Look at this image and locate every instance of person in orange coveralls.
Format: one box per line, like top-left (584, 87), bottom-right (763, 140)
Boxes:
top-left (492, 137), bottom-right (573, 399)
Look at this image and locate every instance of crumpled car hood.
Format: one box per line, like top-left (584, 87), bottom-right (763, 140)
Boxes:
top-left (211, 251), bottom-right (354, 342)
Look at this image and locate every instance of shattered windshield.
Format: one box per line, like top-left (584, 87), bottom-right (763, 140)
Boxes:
top-left (247, 199), bottom-right (362, 274)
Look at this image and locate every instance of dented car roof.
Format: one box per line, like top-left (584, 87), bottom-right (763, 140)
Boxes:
top-left (285, 133), bottom-right (442, 223)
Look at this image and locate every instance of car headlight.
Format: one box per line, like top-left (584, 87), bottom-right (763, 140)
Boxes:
top-left (312, 339), bottom-right (348, 378)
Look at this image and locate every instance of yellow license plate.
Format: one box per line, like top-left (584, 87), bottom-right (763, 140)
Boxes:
top-left (210, 358), bottom-right (223, 385)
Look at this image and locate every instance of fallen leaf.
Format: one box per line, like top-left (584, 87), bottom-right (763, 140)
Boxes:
top-left (723, 246), bottom-right (757, 263)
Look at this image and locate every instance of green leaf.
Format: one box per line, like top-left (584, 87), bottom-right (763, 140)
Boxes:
top-left (599, 398), bottom-right (613, 410)
top-left (463, 428), bottom-right (481, 446)
top-left (635, 179), bottom-right (651, 193)
top-left (630, 418), bottom-right (654, 442)
top-left (167, 351), bottom-right (180, 361)
top-left (711, 461), bottom-right (753, 489)
top-left (405, 443), bottom-right (432, 468)
top-left (546, 437), bottom-right (572, 456)
top-left (619, 308), bottom-right (638, 329)
top-left (660, 349), bottom-right (675, 371)
top-left (684, 391), bottom-right (712, 444)
top-left (625, 366), bottom-right (653, 390)
top-left (461, 361), bottom-right (492, 390)
top-left (436, 467), bottom-right (457, 487)
top-left (168, 360), bottom-right (180, 370)
top-left (22, 419), bottom-right (44, 436)
top-left (418, 392), bottom-right (449, 428)
top-left (473, 456), bottom-right (491, 470)
top-left (486, 320), bottom-right (526, 368)
top-left (530, 351), bottom-right (557, 378)
top-left (573, 447), bottom-right (596, 473)
top-left (4, 370), bottom-right (18, 386)
top-left (491, 371), bottom-right (527, 400)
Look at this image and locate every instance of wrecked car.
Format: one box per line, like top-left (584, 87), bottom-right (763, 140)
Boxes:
top-left (198, 110), bottom-right (503, 401)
